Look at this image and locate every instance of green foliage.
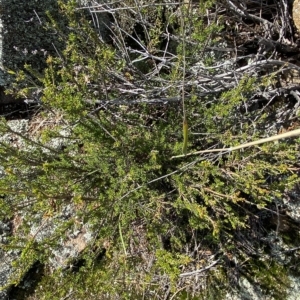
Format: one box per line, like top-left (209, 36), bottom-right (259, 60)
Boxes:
top-left (0, 0), bottom-right (299, 299)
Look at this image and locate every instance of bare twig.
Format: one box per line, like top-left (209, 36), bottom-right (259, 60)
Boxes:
top-left (179, 258), bottom-right (220, 277)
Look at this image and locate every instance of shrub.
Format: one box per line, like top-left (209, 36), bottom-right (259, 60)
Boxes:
top-left (1, 0), bottom-right (299, 299)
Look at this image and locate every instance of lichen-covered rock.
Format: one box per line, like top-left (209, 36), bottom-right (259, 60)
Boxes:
top-left (0, 0), bottom-right (66, 74)
top-left (0, 0), bottom-right (112, 75)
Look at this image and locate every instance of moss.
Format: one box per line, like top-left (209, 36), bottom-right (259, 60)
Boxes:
top-left (242, 259), bottom-right (290, 299)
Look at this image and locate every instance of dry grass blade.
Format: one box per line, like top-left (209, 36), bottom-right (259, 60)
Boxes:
top-left (171, 128), bottom-right (300, 159)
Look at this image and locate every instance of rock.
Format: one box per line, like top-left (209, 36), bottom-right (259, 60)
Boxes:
top-left (0, 118), bottom-right (95, 298)
top-left (293, 0), bottom-right (300, 32)
top-left (0, 0), bottom-right (65, 74)
top-left (0, 0), bottom-right (113, 106)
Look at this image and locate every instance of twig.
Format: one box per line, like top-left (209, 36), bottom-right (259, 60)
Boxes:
top-left (225, 0), bottom-right (274, 32)
top-left (33, 10), bottom-right (42, 25)
top-left (179, 258), bottom-right (220, 277)
top-left (77, 2), bottom-right (182, 12)
top-left (117, 154), bottom-right (210, 202)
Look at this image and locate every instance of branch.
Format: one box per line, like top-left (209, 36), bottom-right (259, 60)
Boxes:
top-left (225, 0), bottom-right (274, 31)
